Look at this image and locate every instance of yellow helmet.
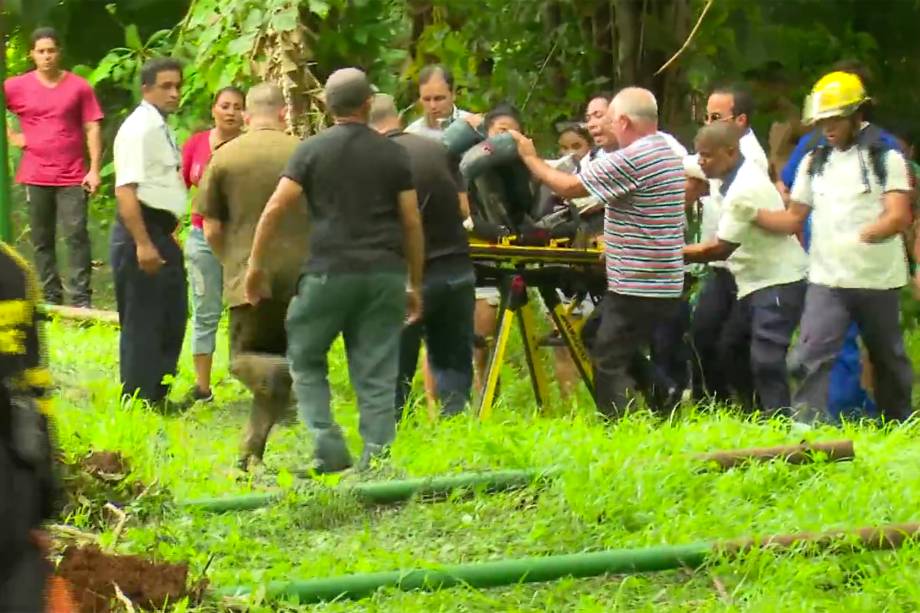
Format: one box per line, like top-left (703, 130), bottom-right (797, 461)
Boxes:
top-left (802, 71), bottom-right (869, 125)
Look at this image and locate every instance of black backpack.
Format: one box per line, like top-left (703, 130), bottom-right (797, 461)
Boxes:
top-left (806, 123), bottom-right (893, 188)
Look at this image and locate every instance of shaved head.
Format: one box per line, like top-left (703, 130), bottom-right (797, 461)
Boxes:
top-left (611, 87), bottom-right (658, 125)
top-left (369, 93), bottom-right (399, 126)
top-left (695, 121), bottom-right (742, 150)
top-left (606, 87), bottom-right (659, 148)
top-left (694, 122), bottom-right (742, 179)
top-left (245, 83), bottom-right (285, 117)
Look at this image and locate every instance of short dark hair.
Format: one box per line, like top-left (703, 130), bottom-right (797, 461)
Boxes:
top-left (588, 91), bottom-right (614, 105)
top-left (30, 27), bottom-right (60, 49)
top-left (214, 86), bottom-right (245, 107)
top-left (140, 57), bottom-right (183, 87)
top-left (418, 64), bottom-right (455, 91)
top-left (712, 83), bottom-right (754, 125)
top-left (559, 123), bottom-right (592, 144)
top-left (484, 103), bottom-right (523, 133)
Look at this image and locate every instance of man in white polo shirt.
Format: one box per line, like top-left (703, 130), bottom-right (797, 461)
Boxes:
top-left (111, 58), bottom-right (188, 406)
top-left (749, 71), bottom-right (914, 423)
top-left (684, 122), bottom-right (807, 415)
top-left (684, 83), bottom-right (770, 404)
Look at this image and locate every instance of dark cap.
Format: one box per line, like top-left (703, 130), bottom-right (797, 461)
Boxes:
top-left (324, 68), bottom-right (374, 114)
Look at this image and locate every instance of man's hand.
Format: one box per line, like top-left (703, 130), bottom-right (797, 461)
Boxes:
top-left (82, 169), bottom-right (102, 194)
top-left (136, 242), bottom-right (165, 275)
top-left (244, 265), bottom-right (271, 305)
top-left (912, 270), bottom-right (920, 301)
top-left (463, 114), bottom-right (484, 130)
top-left (9, 132), bottom-right (25, 149)
top-left (859, 225), bottom-right (885, 244)
top-left (507, 130), bottom-right (538, 160)
top-left (406, 287), bottom-right (423, 324)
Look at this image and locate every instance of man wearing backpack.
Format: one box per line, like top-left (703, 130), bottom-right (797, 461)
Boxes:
top-left (747, 71), bottom-right (914, 423)
top-left (779, 64), bottom-right (901, 421)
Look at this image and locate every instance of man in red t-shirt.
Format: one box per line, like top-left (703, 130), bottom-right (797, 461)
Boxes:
top-left (4, 28), bottom-right (104, 307)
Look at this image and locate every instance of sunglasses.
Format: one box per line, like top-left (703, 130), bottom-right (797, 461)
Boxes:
top-left (705, 112), bottom-right (735, 123)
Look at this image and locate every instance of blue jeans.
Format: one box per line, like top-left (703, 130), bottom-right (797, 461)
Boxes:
top-left (395, 259), bottom-right (475, 419)
top-left (184, 226), bottom-right (223, 355)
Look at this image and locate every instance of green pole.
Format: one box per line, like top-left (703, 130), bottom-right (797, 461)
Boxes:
top-left (0, 12), bottom-right (12, 243)
top-left (217, 542), bottom-right (713, 603)
top-left (178, 468), bottom-right (559, 513)
top-left (216, 523), bottom-right (920, 604)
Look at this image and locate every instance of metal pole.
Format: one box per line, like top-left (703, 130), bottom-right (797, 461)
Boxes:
top-left (0, 10), bottom-right (12, 243)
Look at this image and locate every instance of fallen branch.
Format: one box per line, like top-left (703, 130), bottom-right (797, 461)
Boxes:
top-left (104, 503), bottom-right (129, 551)
top-left (654, 0), bottom-right (715, 75)
top-left (48, 524), bottom-right (100, 544)
top-left (40, 304), bottom-right (119, 325)
top-left (113, 582), bottom-right (137, 613)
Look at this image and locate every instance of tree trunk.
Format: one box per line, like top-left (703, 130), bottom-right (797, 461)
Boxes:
top-left (612, 0), bottom-right (639, 86)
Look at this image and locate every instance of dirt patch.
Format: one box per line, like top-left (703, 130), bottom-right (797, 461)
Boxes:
top-left (81, 451), bottom-right (130, 481)
top-left (56, 545), bottom-right (205, 612)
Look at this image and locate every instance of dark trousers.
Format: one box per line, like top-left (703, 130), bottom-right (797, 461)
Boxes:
top-left (691, 267), bottom-right (738, 401)
top-left (650, 298), bottom-right (692, 395)
top-left (396, 260), bottom-right (475, 420)
top-left (719, 280), bottom-right (806, 415)
top-left (592, 291), bottom-right (680, 418)
top-left (229, 300), bottom-right (292, 464)
top-left (110, 210), bottom-right (187, 404)
top-left (0, 445), bottom-right (49, 613)
top-left (26, 185), bottom-right (92, 306)
top-left (794, 284), bottom-right (913, 422)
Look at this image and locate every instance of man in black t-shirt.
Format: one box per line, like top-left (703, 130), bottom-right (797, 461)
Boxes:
top-left (242, 68), bottom-right (424, 473)
top-left (370, 94), bottom-right (475, 419)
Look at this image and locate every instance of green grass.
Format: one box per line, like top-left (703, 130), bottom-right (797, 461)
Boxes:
top-left (47, 315), bottom-right (920, 612)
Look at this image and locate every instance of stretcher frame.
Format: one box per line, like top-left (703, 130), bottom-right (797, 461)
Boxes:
top-left (469, 239), bottom-right (604, 418)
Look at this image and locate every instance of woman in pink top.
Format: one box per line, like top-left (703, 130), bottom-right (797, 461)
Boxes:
top-left (182, 86), bottom-right (245, 403)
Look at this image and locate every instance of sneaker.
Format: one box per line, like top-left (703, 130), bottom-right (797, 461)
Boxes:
top-left (186, 387), bottom-right (214, 405)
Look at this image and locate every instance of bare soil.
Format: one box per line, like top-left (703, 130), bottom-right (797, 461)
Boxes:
top-left (56, 545), bottom-right (204, 612)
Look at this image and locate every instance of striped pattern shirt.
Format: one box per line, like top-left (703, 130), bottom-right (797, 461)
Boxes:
top-left (579, 133), bottom-right (686, 298)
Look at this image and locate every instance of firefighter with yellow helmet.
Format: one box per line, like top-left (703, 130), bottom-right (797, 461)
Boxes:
top-left (740, 70), bottom-right (915, 423)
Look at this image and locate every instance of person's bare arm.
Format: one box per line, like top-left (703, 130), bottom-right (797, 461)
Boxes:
top-left (753, 201), bottom-right (810, 235)
top-left (244, 177), bottom-right (304, 304)
top-left (683, 239), bottom-right (739, 263)
top-left (82, 121), bottom-right (103, 193)
top-left (458, 191), bottom-right (471, 219)
top-left (398, 189), bottom-right (425, 323)
top-left (860, 191), bottom-right (913, 243)
top-left (202, 218), bottom-right (225, 259)
top-left (115, 184), bottom-right (163, 274)
top-left (508, 130), bottom-right (588, 199)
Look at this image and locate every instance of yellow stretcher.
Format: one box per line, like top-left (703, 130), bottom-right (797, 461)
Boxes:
top-left (469, 237), bottom-right (604, 418)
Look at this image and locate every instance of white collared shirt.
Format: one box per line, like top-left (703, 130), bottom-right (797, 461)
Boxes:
top-left (716, 159), bottom-right (808, 298)
top-left (113, 100), bottom-right (187, 219)
top-left (791, 144), bottom-right (911, 289)
top-left (406, 106), bottom-right (472, 141)
top-left (686, 128), bottom-right (769, 268)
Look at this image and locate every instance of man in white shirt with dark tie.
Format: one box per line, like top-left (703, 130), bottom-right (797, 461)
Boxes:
top-left (111, 57), bottom-right (188, 407)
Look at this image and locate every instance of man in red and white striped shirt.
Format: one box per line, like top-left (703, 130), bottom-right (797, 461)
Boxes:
top-left (511, 87), bottom-right (686, 418)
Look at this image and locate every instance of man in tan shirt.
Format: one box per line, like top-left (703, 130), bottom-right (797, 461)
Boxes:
top-left (198, 83), bottom-right (308, 469)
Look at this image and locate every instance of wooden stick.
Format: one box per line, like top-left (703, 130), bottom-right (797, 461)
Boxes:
top-left (40, 304), bottom-right (119, 325)
top-left (654, 0), bottom-right (715, 76)
top-left (104, 503), bottom-right (129, 551)
top-left (694, 440), bottom-right (855, 470)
